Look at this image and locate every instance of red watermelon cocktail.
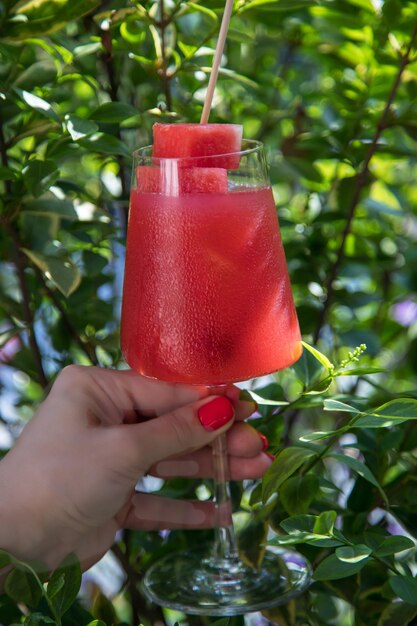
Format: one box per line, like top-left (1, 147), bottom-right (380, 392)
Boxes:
top-left (121, 124), bottom-right (302, 385)
top-left (121, 125), bottom-right (310, 615)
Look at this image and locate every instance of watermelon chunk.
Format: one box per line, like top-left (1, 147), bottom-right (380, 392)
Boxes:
top-left (152, 123), bottom-right (243, 169)
top-left (136, 165), bottom-right (228, 194)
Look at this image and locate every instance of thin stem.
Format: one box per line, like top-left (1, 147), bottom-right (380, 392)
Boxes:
top-left (313, 21), bottom-right (417, 343)
top-left (111, 541), bottom-right (160, 625)
top-left (3, 225), bottom-right (48, 389)
top-left (212, 433), bottom-right (239, 563)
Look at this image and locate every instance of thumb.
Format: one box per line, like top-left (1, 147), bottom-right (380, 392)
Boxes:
top-left (118, 395), bottom-right (235, 474)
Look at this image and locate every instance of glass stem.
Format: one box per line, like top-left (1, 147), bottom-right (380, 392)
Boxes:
top-left (212, 432), bottom-right (240, 563)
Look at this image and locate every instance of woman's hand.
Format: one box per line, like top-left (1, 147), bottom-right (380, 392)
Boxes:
top-left (0, 366), bottom-right (271, 570)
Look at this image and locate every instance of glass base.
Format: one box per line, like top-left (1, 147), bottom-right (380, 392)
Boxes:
top-left (142, 546), bottom-right (311, 615)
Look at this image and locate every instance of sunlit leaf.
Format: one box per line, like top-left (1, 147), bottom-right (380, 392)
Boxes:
top-left (65, 114), bottom-right (98, 140)
top-left (301, 342), bottom-right (334, 370)
top-left (336, 544), bottom-right (372, 563)
top-left (22, 249), bottom-right (81, 297)
top-left (324, 399), bottom-right (358, 413)
top-left (239, 388), bottom-right (289, 406)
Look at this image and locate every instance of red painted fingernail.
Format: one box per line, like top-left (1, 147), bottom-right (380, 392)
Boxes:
top-left (198, 397), bottom-right (234, 432)
top-left (259, 433), bottom-right (269, 452)
top-left (266, 452), bottom-right (275, 462)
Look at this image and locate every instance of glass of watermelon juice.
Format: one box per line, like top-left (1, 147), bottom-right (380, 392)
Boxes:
top-left (121, 137), bottom-right (311, 614)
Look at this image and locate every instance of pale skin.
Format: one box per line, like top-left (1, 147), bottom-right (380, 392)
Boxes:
top-left (0, 366), bottom-right (272, 573)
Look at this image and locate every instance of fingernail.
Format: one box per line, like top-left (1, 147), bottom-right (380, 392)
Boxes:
top-left (266, 452), bottom-right (275, 462)
top-left (198, 396), bottom-right (234, 431)
top-left (259, 433), bottom-right (269, 452)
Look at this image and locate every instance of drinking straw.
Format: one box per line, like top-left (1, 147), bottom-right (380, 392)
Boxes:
top-left (200, 0), bottom-right (234, 124)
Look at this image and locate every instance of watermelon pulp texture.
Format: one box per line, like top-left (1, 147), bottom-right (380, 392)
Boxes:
top-left (152, 123), bottom-right (243, 169)
top-left (121, 186), bottom-right (302, 384)
top-left (136, 165), bottom-right (228, 194)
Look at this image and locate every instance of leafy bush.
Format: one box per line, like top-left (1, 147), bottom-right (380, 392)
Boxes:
top-left (1, 0), bottom-right (417, 624)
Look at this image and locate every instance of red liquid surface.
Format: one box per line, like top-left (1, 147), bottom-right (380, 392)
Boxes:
top-left (121, 187), bottom-right (302, 384)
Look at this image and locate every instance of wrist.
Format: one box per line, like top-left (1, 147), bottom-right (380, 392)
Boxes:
top-left (0, 453), bottom-right (67, 571)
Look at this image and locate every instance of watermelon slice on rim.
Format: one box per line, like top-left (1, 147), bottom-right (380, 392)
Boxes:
top-left (136, 165), bottom-right (228, 194)
top-left (152, 123), bottom-right (243, 169)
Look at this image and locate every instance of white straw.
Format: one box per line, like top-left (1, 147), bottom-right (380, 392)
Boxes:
top-left (200, 0), bottom-right (234, 124)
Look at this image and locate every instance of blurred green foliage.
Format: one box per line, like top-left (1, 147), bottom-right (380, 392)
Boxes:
top-left (2, 0), bottom-right (417, 624)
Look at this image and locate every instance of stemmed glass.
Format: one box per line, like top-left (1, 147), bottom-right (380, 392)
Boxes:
top-left (121, 139), bottom-right (311, 614)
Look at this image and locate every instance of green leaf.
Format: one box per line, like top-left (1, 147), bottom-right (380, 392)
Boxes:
top-left (227, 28), bottom-right (255, 44)
top-left (65, 114), bottom-right (99, 140)
top-left (23, 199), bottom-right (78, 221)
top-left (262, 447), bottom-right (317, 502)
top-left (24, 613), bottom-right (56, 625)
top-left (5, 567), bottom-right (42, 607)
top-left (301, 342), bottom-right (334, 370)
top-left (313, 553), bottom-right (370, 581)
top-left (324, 399), bottom-right (358, 413)
top-left (338, 367), bottom-right (385, 376)
top-left (241, 0), bottom-right (318, 12)
top-left (13, 61), bottom-right (57, 90)
top-left (268, 532), bottom-right (343, 548)
top-left (0, 549), bottom-right (12, 569)
top-left (377, 601), bottom-right (417, 626)
top-left (355, 399), bottom-right (417, 429)
top-left (5, 0), bottom-right (101, 39)
top-left (335, 544), bottom-right (372, 563)
top-left (15, 89), bottom-right (60, 122)
top-left (382, 0), bottom-right (402, 25)
top-left (239, 388), bottom-right (289, 406)
top-left (188, 2), bottom-right (218, 22)
top-left (91, 589), bottom-right (118, 626)
top-left (278, 513), bottom-right (344, 547)
top-left (329, 453), bottom-right (380, 489)
top-left (89, 102), bottom-right (139, 123)
top-left (389, 576), bottom-right (417, 605)
top-left (330, 453), bottom-right (389, 507)
top-left (22, 249), bottom-right (81, 297)
top-left (313, 510), bottom-right (337, 535)
top-left (0, 166), bottom-right (16, 181)
top-left (238, 519), bottom-right (268, 570)
top-left (47, 553), bottom-right (82, 618)
top-left (280, 473), bottom-right (319, 515)
top-left (23, 160), bottom-right (59, 198)
top-left (280, 514), bottom-right (322, 534)
top-left (300, 429), bottom-right (346, 442)
top-left (46, 572), bottom-right (65, 600)
top-left (73, 42), bottom-right (102, 57)
top-left (78, 133), bottom-right (131, 157)
top-left (375, 536), bottom-right (415, 557)
top-left (291, 347), bottom-right (325, 388)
